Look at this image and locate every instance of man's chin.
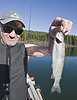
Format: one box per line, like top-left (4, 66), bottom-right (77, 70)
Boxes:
top-left (6, 42), bottom-right (17, 46)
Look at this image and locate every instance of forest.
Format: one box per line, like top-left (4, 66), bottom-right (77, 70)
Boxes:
top-left (19, 30), bottom-right (77, 46)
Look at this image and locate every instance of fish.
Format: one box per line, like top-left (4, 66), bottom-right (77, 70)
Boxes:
top-left (51, 32), bottom-right (65, 93)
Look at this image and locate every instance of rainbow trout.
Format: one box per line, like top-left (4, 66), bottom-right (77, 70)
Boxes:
top-left (51, 32), bottom-right (65, 93)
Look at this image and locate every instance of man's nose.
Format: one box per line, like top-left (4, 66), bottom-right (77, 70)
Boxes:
top-left (9, 30), bottom-right (16, 37)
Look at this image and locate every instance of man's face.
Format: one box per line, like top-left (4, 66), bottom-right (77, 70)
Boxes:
top-left (0, 21), bottom-right (23, 46)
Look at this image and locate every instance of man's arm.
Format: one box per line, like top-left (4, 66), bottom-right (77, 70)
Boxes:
top-left (25, 44), bottom-right (51, 57)
top-left (25, 17), bottom-right (73, 58)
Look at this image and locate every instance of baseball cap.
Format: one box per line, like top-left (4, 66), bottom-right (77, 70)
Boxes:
top-left (0, 11), bottom-right (25, 27)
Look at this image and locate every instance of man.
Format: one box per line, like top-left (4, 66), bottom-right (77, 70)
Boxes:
top-left (0, 11), bottom-right (72, 100)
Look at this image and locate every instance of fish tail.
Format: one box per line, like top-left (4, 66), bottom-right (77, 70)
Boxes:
top-left (50, 74), bottom-right (55, 79)
top-left (51, 84), bottom-right (61, 94)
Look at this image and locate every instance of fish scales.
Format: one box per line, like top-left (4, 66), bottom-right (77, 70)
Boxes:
top-left (51, 32), bottom-right (65, 93)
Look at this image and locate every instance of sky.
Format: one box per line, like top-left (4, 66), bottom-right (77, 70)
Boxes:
top-left (0, 0), bottom-right (77, 36)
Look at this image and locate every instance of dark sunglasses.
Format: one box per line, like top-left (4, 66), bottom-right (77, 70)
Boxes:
top-left (2, 26), bottom-right (23, 35)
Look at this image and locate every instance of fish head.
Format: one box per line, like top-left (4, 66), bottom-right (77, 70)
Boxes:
top-left (55, 32), bottom-right (64, 44)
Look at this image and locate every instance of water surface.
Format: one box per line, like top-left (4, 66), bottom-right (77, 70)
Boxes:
top-left (28, 48), bottom-right (77, 100)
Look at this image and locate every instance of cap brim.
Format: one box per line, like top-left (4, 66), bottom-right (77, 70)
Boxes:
top-left (0, 18), bottom-right (25, 28)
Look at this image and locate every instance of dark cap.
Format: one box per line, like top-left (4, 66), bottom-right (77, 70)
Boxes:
top-left (0, 11), bottom-right (25, 27)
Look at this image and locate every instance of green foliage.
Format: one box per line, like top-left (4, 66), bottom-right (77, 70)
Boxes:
top-left (64, 35), bottom-right (77, 46)
top-left (20, 30), bottom-right (77, 46)
top-left (19, 30), bottom-right (50, 43)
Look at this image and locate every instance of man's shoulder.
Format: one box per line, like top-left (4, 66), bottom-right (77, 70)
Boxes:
top-left (15, 43), bottom-right (25, 50)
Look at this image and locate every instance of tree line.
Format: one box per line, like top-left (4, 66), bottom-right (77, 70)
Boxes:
top-left (19, 30), bottom-right (77, 46)
top-left (19, 30), bottom-right (49, 43)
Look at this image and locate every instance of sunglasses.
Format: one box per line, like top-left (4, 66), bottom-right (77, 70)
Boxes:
top-left (2, 26), bottom-right (23, 35)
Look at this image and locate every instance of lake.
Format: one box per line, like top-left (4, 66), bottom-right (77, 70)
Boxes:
top-left (28, 47), bottom-right (77, 100)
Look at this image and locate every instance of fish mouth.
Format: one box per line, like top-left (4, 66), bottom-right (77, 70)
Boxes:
top-left (56, 37), bottom-right (62, 44)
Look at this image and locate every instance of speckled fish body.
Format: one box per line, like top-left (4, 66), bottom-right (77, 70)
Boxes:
top-left (51, 32), bottom-right (65, 93)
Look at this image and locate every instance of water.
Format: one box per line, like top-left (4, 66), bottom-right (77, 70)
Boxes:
top-left (28, 48), bottom-right (77, 100)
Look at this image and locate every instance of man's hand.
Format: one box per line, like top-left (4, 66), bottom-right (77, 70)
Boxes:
top-left (49, 17), bottom-right (73, 38)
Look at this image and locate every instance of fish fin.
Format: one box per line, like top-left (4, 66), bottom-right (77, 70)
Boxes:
top-left (51, 85), bottom-right (61, 94)
top-left (51, 86), bottom-right (56, 94)
top-left (64, 57), bottom-right (67, 62)
top-left (56, 86), bottom-right (61, 93)
top-left (51, 74), bottom-right (55, 79)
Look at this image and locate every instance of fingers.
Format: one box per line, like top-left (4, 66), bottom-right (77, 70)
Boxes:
top-left (52, 17), bottom-right (62, 26)
top-left (49, 25), bottom-right (63, 38)
top-left (63, 31), bottom-right (71, 35)
top-left (49, 17), bottom-right (73, 37)
top-left (62, 19), bottom-right (73, 33)
top-left (50, 26), bottom-right (63, 33)
top-left (62, 20), bottom-right (72, 35)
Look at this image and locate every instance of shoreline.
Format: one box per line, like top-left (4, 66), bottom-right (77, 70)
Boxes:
top-left (18, 41), bottom-right (77, 47)
top-left (65, 44), bottom-right (77, 47)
